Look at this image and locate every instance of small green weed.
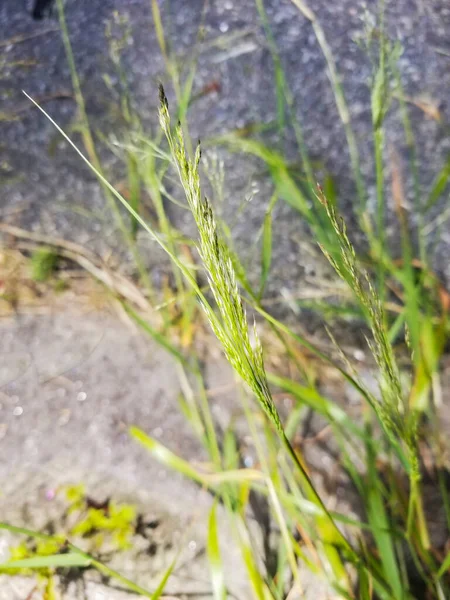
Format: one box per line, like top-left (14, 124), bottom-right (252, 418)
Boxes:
top-left (0, 484), bottom-right (140, 597)
top-left (30, 247), bottom-right (59, 282)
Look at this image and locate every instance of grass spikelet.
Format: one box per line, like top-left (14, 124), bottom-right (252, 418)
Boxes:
top-left (316, 186), bottom-right (419, 476)
top-left (159, 85), bottom-right (282, 432)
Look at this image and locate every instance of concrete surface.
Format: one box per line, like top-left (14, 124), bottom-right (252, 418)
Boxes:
top-left (0, 305), bottom-right (252, 599)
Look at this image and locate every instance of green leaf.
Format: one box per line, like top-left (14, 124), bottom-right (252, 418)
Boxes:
top-left (323, 172), bottom-right (337, 208)
top-left (0, 553), bottom-right (91, 569)
top-left (371, 66), bottom-right (386, 129)
top-left (207, 502), bottom-right (226, 600)
top-left (365, 436), bottom-right (403, 598)
top-left (151, 0), bottom-right (167, 58)
top-left (123, 302), bottom-right (187, 366)
top-left (129, 426), bottom-right (203, 484)
top-left (425, 154), bottom-right (450, 211)
top-left (150, 557), bottom-right (177, 600)
top-left (438, 549), bottom-right (450, 579)
top-left (267, 372), bottom-right (361, 436)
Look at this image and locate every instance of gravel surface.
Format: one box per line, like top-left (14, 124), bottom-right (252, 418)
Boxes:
top-left (1, 1), bottom-right (450, 291)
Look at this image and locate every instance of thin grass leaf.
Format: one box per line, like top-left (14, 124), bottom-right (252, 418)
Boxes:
top-left (214, 135), bottom-right (311, 217)
top-left (437, 550), bottom-right (450, 579)
top-left (130, 426), bottom-right (204, 484)
top-left (151, 0), bottom-right (167, 59)
top-left (235, 516), bottom-right (268, 600)
top-left (127, 152), bottom-right (141, 238)
top-left (122, 301), bottom-right (187, 366)
top-left (55, 0), bottom-right (153, 294)
top-left (0, 523), bottom-right (56, 541)
top-left (268, 372), bottom-right (359, 432)
top-left (0, 553), bottom-right (91, 570)
top-left (150, 557), bottom-right (178, 600)
top-left (425, 156), bottom-right (450, 212)
top-left (207, 502), bottom-right (227, 600)
top-left (23, 92), bottom-right (220, 334)
top-left (289, 0), bottom-right (366, 210)
top-left (131, 425), bottom-right (264, 486)
top-left (68, 543), bottom-right (154, 597)
top-left (365, 433), bottom-right (403, 599)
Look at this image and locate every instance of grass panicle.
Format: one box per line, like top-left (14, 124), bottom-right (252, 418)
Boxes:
top-left (159, 85), bottom-right (282, 432)
top-left (316, 187), bottom-right (420, 476)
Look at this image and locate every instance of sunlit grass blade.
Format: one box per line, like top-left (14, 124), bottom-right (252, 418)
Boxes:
top-left (130, 426), bottom-right (204, 484)
top-left (207, 502), bottom-right (227, 600)
top-left (150, 556), bottom-right (178, 600)
top-left (234, 516), bottom-right (270, 600)
top-left (437, 550), bottom-right (450, 579)
top-left (130, 426), bottom-right (264, 486)
top-left (127, 152), bottom-right (141, 238)
top-left (268, 372), bottom-right (363, 436)
top-left (365, 433), bottom-right (403, 599)
top-left (0, 554), bottom-right (91, 570)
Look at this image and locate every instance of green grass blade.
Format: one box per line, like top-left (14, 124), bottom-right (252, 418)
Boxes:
top-left (437, 550), bottom-right (450, 579)
top-left (425, 155), bottom-right (450, 212)
top-left (0, 553), bottom-right (91, 569)
top-left (130, 426), bottom-right (204, 484)
top-left (365, 437), bottom-right (403, 599)
top-left (151, 0), bottom-right (167, 59)
top-left (56, 0), bottom-right (153, 295)
top-left (268, 372), bottom-right (361, 434)
top-left (0, 523), bottom-right (56, 541)
top-left (131, 426), bottom-right (264, 486)
top-left (127, 152), bottom-right (141, 238)
top-left (289, 0), bottom-right (366, 210)
top-left (22, 92), bottom-right (223, 336)
top-left (150, 557), bottom-right (178, 600)
top-left (235, 516), bottom-right (269, 600)
top-left (207, 502), bottom-right (227, 600)
top-left (122, 301), bottom-right (187, 366)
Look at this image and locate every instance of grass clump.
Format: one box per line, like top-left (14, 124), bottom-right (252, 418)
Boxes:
top-left (1, 1), bottom-right (450, 599)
